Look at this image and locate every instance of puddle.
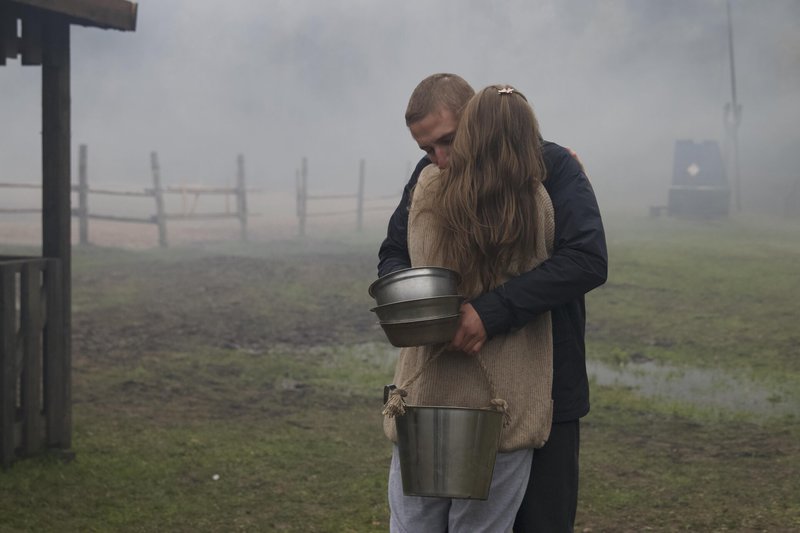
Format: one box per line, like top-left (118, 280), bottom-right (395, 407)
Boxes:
top-left (587, 359), bottom-right (798, 417)
top-left (340, 343), bottom-right (798, 418)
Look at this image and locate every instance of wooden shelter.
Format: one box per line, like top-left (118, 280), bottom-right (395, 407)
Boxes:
top-left (0, 0), bottom-right (137, 467)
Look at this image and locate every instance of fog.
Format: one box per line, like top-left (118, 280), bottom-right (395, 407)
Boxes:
top-left (2, 0), bottom-right (799, 215)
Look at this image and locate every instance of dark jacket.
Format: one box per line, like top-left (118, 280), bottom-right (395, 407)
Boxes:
top-left (377, 141), bottom-right (608, 422)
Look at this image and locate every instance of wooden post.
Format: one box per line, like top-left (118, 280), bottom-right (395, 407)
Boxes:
top-left (21, 262), bottom-right (43, 456)
top-left (78, 144), bottom-right (88, 245)
top-left (297, 157), bottom-right (307, 237)
top-left (41, 14), bottom-right (71, 450)
top-left (43, 259), bottom-right (63, 448)
top-left (0, 265), bottom-right (16, 468)
top-left (295, 169), bottom-right (301, 236)
top-left (357, 159), bottom-right (365, 232)
top-left (236, 154), bottom-right (247, 242)
top-left (725, 0), bottom-right (742, 212)
top-left (150, 151), bottom-right (168, 248)
top-left (786, 177), bottom-right (800, 217)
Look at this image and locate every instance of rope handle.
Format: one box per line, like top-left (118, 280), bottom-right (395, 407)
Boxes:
top-left (382, 345), bottom-right (510, 426)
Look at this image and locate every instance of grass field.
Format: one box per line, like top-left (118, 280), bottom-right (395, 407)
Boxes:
top-left (1, 213), bottom-right (798, 532)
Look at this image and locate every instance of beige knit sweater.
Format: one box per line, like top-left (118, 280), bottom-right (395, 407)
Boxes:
top-left (383, 164), bottom-right (556, 452)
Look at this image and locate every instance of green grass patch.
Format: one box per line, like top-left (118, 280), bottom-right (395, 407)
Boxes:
top-left (4, 344), bottom-right (395, 533)
top-left (580, 384), bottom-right (800, 532)
top-left (589, 214), bottom-right (800, 380)
top-left (1, 215), bottom-right (799, 530)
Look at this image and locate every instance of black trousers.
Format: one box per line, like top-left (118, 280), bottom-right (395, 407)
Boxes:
top-left (513, 419), bottom-right (580, 533)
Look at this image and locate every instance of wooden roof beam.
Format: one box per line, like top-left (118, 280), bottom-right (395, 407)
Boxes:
top-left (9, 0), bottom-right (137, 32)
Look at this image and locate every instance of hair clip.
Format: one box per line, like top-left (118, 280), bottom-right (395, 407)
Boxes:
top-left (498, 87), bottom-right (514, 95)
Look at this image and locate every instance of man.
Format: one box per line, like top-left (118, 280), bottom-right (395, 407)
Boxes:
top-left (378, 73), bottom-right (607, 532)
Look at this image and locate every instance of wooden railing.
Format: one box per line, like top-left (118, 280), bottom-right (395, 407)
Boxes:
top-left (0, 256), bottom-right (66, 468)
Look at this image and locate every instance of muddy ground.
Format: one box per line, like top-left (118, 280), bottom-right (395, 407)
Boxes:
top-left (73, 252), bottom-right (377, 359)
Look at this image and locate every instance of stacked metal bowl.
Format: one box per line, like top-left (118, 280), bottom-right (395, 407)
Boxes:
top-left (368, 267), bottom-right (463, 347)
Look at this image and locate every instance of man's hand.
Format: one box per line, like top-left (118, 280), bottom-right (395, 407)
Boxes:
top-left (448, 302), bottom-right (487, 355)
top-left (566, 146), bottom-right (589, 179)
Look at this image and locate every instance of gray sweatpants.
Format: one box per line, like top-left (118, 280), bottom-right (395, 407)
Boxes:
top-left (388, 445), bottom-right (533, 533)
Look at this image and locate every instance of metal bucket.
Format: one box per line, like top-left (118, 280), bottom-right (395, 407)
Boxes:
top-left (395, 405), bottom-right (503, 500)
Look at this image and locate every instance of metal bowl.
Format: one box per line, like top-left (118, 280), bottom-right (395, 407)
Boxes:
top-left (370, 295), bottom-right (464, 322)
top-left (368, 267), bottom-right (461, 306)
top-left (379, 314), bottom-right (460, 347)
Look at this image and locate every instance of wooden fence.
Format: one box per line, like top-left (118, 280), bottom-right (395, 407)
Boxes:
top-left (0, 256), bottom-right (66, 468)
top-left (0, 145), bottom-right (251, 248)
top-left (295, 157), bottom-right (400, 237)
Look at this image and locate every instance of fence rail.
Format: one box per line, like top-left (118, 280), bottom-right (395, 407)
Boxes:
top-left (74, 212), bottom-right (156, 224)
top-left (80, 187), bottom-right (152, 198)
top-left (0, 184), bottom-right (40, 190)
top-left (0, 208), bottom-right (40, 214)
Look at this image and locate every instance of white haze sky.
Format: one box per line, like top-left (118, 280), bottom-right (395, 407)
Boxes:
top-left (1, 0), bottom-right (798, 213)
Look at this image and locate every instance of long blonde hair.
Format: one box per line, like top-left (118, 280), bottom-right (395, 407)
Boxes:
top-left (429, 85), bottom-right (547, 296)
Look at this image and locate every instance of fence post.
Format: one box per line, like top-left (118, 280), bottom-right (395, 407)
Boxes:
top-left (786, 176), bottom-right (800, 217)
top-left (295, 169), bottom-right (302, 237)
top-left (150, 151), bottom-right (168, 248)
top-left (297, 157), bottom-right (307, 237)
top-left (78, 144), bottom-right (89, 245)
top-left (357, 159), bottom-right (365, 232)
top-left (236, 154), bottom-right (248, 242)
top-left (0, 265), bottom-right (15, 468)
top-left (21, 262), bottom-right (43, 456)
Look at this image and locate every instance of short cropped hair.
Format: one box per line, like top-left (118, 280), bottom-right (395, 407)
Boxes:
top-left (405, 73), bottom-right (475, 126)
